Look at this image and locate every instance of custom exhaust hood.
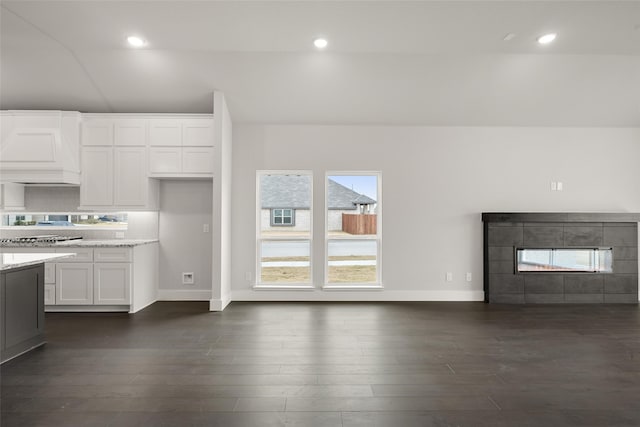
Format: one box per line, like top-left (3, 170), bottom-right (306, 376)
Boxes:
top-left (0, 110), bottom-right (81, 185)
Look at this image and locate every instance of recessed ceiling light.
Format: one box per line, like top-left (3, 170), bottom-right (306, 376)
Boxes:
top-left (127, 36), bottom-right (146, 48)
top-left (537, 33), bottom-right (557, 45)
top-left (313, 38), bottom-right (328, 49)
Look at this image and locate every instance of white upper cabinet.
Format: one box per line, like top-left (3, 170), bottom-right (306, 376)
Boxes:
top-left (80, 115), bottom-right (159, 210)
top-left (0, 110), bottom-right (81, 184)
top-left (148, 117), bottom-right (214, 177)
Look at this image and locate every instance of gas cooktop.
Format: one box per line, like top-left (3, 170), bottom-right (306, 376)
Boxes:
top-left (0, 235), bottom-right (83, 244)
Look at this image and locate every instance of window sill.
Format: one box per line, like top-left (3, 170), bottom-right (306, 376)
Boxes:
top-left (322, 284), bottom-right (384, 291)
top-left (252, 284), bottom-right (315, 291)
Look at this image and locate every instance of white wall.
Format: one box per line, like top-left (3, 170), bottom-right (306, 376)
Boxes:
top-left (158, 179), bottom-right (213, 298)
top-left (231, 125), bottom-right (640, 301)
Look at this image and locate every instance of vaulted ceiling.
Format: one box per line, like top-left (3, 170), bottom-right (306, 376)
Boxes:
top-left (1, 1), bottom-right (639, 126)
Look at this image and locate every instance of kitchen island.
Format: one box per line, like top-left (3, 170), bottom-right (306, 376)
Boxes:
top-left (1, 253), bottom-right (75, 364)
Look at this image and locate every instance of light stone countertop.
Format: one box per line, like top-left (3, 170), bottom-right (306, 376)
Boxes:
top-left (0, 253), bottom-right (76, 271)
top-left (0, 239), bottom-right (159, 248)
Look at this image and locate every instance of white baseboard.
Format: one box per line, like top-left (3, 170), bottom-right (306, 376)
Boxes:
top-left (230, 289), bottom-right (484, 302)
top-left (156, 289), bottom-right (213, 301)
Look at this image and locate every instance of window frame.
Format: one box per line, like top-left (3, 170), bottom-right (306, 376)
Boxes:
top-left (255, 171), bottom-right (313, 289)
top-left (324, 171), bottom-right (383, 289)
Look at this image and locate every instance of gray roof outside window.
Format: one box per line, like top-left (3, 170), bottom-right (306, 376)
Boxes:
top-left (260, 175), bottom-right (376, 210)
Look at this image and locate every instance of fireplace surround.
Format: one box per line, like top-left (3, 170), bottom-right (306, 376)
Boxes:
top-left (483, 213), bottom-right (640, 304)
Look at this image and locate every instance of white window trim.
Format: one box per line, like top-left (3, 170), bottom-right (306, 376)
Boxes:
top-left (256, 170), bottom-right (313, 287)
top-left (323, 171), bottom-right (382, 288)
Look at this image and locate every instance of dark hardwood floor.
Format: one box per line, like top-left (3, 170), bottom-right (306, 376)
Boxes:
top-left (2, 301), bottom-right (640, 426)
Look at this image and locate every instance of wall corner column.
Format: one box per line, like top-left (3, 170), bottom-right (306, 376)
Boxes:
top-left (211, 91), bottom-right (233, 311)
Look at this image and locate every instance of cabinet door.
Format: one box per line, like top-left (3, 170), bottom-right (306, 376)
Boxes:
top-left (81, 120), bottom-right (114, 146)
top-left (94, 263), bottom-right (131, 305)
top-left (114, 120), bottom-right (146, 146)
top-left (114, 147), bottom-right (147, 206)
top-left (149, 120), bottom-right (181, 146)
top-left (56, 263), bottom-right (93, 305)
top-left (183, 147), bottom-right (214, 174)
top-left (149, 147), bottom-right (181, 174)
top-left (183, 119), bottom-right (214, 147)
top-left (81, 147), bottom-right (113, 206)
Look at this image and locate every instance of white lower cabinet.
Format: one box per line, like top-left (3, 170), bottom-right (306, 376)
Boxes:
top-left (8, 244), bottom-right (157, 313)
top-left (94, 263), bottom-right (130, 305)
top-left (56, 263), bottom-right (94, 305)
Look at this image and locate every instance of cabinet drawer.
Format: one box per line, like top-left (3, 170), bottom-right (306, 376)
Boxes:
top-left (56, 248), bottom-right (93, 262)
top-left (94, 248), bottom-right (132, 263)
top-left (44, 284), bottom-right (56, 305)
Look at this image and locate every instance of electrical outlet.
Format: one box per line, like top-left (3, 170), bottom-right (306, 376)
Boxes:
top-left (446, 272), bottom-right (453, 282)
top-left (466, 272), bottom-right (472, 282)
top-left (182, 272), bottom-right (194, 285)
top-left (203, 224), bottom-right (210, 233)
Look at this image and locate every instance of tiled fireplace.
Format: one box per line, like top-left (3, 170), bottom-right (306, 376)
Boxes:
top-left (483, 213), bottom-right (640, 304)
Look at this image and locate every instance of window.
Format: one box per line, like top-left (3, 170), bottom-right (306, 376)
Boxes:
top-left (257, 172), bottom-right (312, 286)
top-left (271, 208), bottom-right (294, 226)
top-left (325, 173), bottom-right (381, 286)
top-left (1, 213), bottom-right (128, 229)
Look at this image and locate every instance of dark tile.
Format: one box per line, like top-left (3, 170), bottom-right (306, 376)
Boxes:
top-left (604, 275), bottom-right (638, 294)
top-left (564, 294), bottom-right (604, 303)
top-left (490, 294), bottom-right (525, 304)
top-left (524, 294), bottom-right (565, 304)
top-left (524, 275), bottom-right (563, 294)
top-left (563, 225), bottom-right (603, 246)
top-left (488, 247), bottom-right (514, 262)
top-left (489, 261), bottom-right (514, 274)
top-left (615, 247), bottom-right (638, 261)
top-left (604, 226), bottom-right (638, 246)
top-left (613, 261), bottom-right (638, 275)
top-left (523, 226), bottom-right (564, 247)
top-left (488, 226), bottom-right (523, 247)
top-left (564, 275), bottom-right (603, 293)
top-left (604, 294), bottom-right (638, 303)
top-left (489, 274), bottom-right (523, 294)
